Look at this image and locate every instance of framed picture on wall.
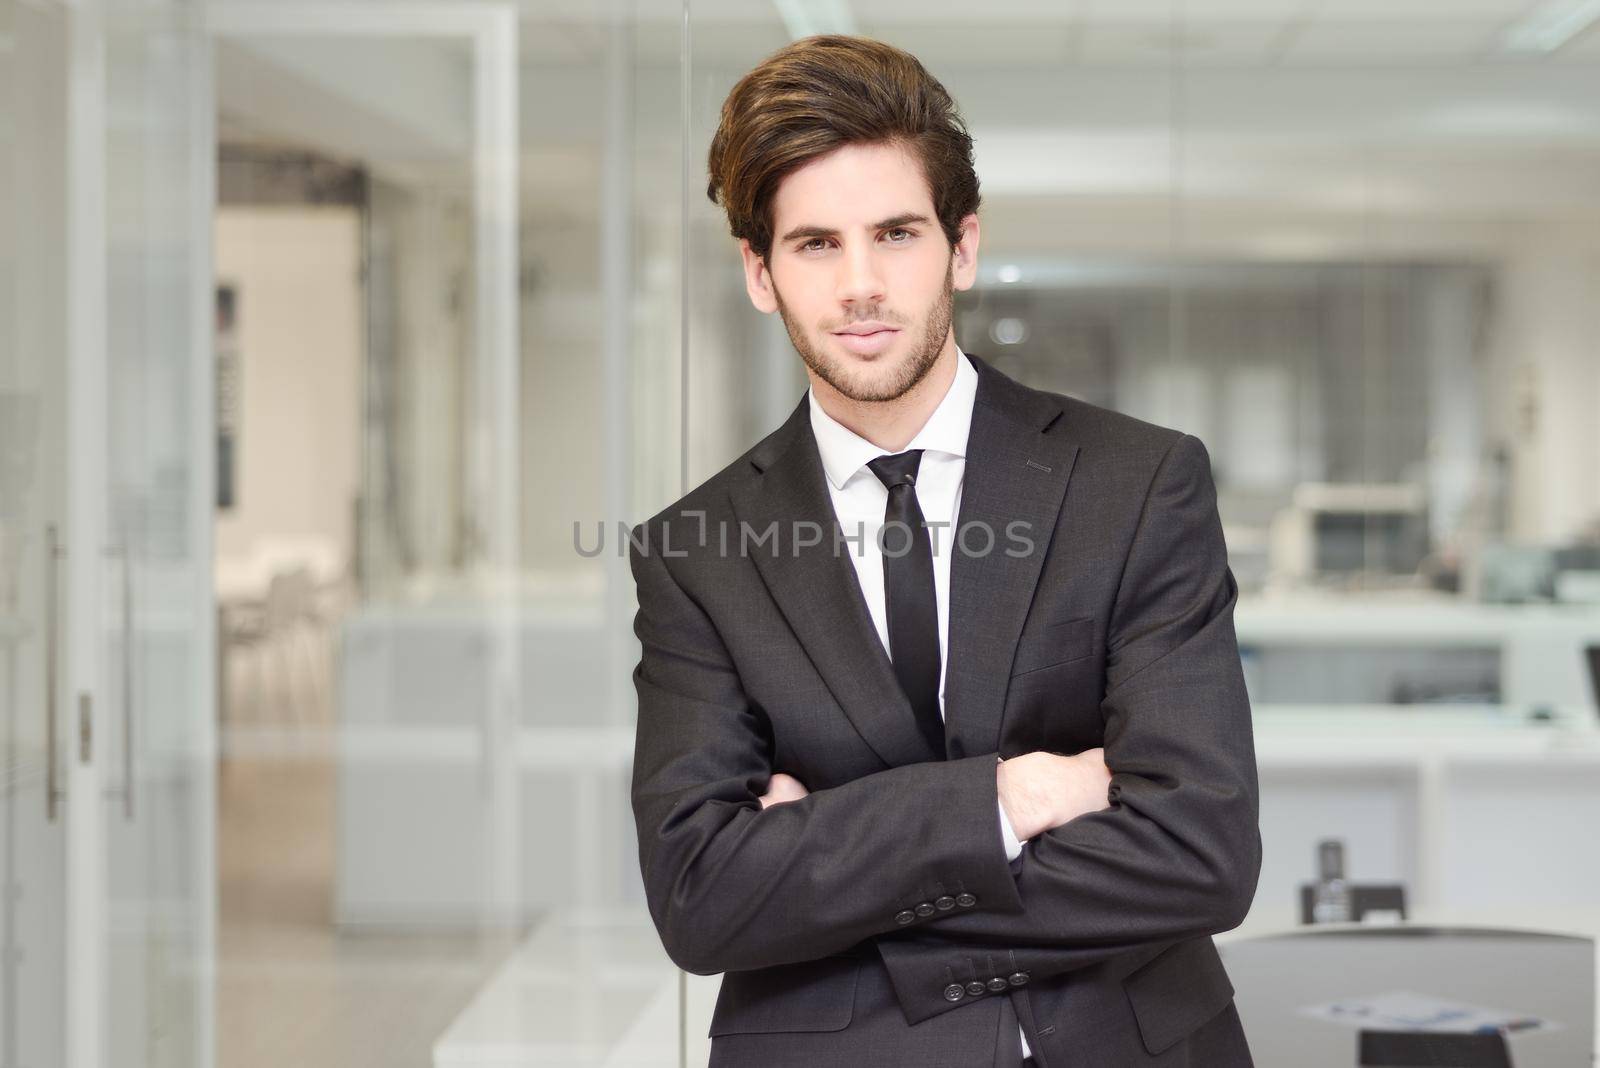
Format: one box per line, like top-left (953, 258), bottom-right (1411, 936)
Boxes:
top-left (216, 282), bottom-right (239, 510)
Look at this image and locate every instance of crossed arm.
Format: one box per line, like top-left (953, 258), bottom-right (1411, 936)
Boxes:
top-left (760, 750), bottom-right (1109, 863)
top-left (628, 433), bottom-right (1261, 1022)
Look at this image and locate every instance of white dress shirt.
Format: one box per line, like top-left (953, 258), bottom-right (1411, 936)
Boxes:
top-left (808, 345), bottom-right (1034, 1057)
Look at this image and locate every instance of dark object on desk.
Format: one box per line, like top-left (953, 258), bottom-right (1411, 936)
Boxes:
top-left (1585, 644), bottom-right (1600, 714)
top-left (1299, 882), bottom-right (1408, 925)
top-left (1359, 1028), bottom-right (1513, 1067)
top-left (1312, 838), bottom-right (1354, 922)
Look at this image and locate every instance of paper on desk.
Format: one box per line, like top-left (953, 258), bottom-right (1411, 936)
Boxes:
top-left (1298, 990), bottom-right (1559, 1034)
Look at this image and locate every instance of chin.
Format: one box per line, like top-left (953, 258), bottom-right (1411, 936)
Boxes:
top-left (844, 358), bottom-right (922, 402)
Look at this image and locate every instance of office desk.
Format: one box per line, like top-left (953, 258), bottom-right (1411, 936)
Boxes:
top-left (1220, 906), bottom-right (1600, 1063)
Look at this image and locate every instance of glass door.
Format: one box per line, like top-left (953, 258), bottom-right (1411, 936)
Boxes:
top-left (0, 3), bottom-right (73, 1065)
top-left (101, 3), bottom-right (214, 1066)
top-left (206, 9), bottom-right (525, 1066)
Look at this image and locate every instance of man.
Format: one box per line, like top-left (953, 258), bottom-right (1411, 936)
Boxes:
top-left (628, 34), bottom-right (1260, 1068)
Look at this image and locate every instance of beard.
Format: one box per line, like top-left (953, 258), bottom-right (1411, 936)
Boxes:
top-left (774, 255), bottom-right (954, 404)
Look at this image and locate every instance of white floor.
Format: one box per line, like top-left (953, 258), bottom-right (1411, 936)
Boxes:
top-left (431, 908), bottom-right (694, 1067)
top-left (217, 738), bottom-right (525, 1068)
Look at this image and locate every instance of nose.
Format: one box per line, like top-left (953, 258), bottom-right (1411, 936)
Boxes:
top-left (835, 240), bottom-right (886, 307)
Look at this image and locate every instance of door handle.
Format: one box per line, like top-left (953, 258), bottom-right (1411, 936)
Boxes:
top-left (45, 523), bottom-right (65, 821)
top-left (105, 540), bottom-right (133, 820)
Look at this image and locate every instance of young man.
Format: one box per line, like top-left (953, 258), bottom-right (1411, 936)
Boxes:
top-left (628, 34), bottom-right (1260, 1067)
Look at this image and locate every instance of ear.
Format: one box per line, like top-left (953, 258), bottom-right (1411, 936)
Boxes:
top-left (739, 238), bottom-right (779, 314)
top-left (951, 212), bottom-right (980, 293)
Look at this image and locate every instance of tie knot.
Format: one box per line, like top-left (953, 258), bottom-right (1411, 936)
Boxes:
top-left (866, 449), bottom-right (924, 489)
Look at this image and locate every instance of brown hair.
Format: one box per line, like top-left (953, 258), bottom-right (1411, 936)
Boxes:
top-left (706, 34), bottom-right (980, 265)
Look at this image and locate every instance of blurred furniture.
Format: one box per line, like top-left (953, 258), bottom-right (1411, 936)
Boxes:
top-left (218, 566), bottom-right (330, 725)
top-left (1477, 545), bottom-right (1600, 606)
top-left (333, 598), bottom-right (638, 925)
top-left (1218, 924), bottom-right (1594, 1068)
top-left (1251, 704), bottom-right (1600, 916)
top-left (1299, 883), bottom-right (1409, 926)
top-left (1477, 546), bottom-right (1562, 605)
top-left (332, 610), bottom-right (1600, 927)
top-left (216, 534), bottom-right (350, 617)
top-left (1359, 1029), bottom-right (1512, 1067)
top-left (1234, 596), bottom-right (1600, 711)
top-left (216, 537), bottom-right (350, 728)
top-left (1268, 482), bottom-right (1429, 586)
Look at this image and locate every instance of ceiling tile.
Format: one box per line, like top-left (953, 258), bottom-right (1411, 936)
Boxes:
top-left (1078, 19), bottom-right (1288, 64)
top-left (1283, 19), bottom-right (1506, 62)
top-left (868, 22), bottom-right (1075, 67)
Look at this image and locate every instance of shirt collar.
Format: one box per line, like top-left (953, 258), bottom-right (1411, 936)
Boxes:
top-left (808, 344), bottom-right (978, 492)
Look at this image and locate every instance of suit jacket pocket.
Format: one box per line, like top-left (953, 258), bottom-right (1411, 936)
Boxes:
top-left (1121, 936), bottom-right (1235, 1056)
top-left (1010, 615), bottom-right (1094, 678)
top-left (707, 954), bottom-right (861, 1037)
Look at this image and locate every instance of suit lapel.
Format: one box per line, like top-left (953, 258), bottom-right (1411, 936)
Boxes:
top-left (728, 398), bottom-right (937, 767)
top-left (727, 352), bottom-right (1078, 768)
top-left (943, 355), bottom-right (1079, 760)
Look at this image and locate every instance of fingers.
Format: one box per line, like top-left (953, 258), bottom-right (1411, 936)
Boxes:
top-left (759, 772), bottom-right (810, 809)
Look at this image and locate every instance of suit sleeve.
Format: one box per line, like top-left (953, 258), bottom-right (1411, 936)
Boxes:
top-left (874, 433), bottom-right (1263, 1024)
top-left (628, 518), bottom-right (1028, 977)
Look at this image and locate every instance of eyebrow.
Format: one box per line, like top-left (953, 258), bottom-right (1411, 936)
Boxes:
top-left (778, 212), bottom-right (932, 245)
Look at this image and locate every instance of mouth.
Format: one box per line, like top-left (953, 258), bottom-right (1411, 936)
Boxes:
top-left (830, 327), bottom-right (900, 357)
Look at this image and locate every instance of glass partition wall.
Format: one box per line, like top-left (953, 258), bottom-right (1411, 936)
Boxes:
top-left (210, 2), bottom-right (680, 1066)
top-left (104, 6), bottom-right (214, 1066)
top-left (2, 4), bottom-right (74, 1065)
top-left (4, 2), bottom-right (214, 1066)
top-left (209, 6), bottom-right (539, 1067)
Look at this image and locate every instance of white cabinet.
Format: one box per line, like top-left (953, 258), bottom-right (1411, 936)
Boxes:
top-left (334, 604), bottom-right (641, 926)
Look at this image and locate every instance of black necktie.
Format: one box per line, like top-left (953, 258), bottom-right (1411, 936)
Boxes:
top-left (865, 449), bottom-right (945, 759)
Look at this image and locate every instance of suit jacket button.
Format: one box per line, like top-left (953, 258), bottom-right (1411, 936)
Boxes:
top-left (1009, 971), bottom-right (1030, 986)
top-left (986, 977), bottom-right (1008, 993)
top-left (956, 892), bottom-right (977, 908)
top-left (894, 910), bottom-right (916, 925)
top-left (965, 980), bottom-right (986, 997)
top-left (914, 902), bottom-right (936, 917)
top-left (943, 984), bottom-right (965, 1002)
top-left (934, 895), bottom-right (956, 910)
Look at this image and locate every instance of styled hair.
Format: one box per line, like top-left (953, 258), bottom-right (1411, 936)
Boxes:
top-left (706, 34), bottom-right (980, 264)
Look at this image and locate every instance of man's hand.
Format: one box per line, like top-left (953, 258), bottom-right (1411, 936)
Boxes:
top-left (997, 749), bottom-right (1112, 841)
top-left (759, 772), bottom-right (810, 808)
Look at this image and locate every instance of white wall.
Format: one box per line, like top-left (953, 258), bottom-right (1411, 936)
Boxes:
top-left (1497, 222), bottom-right (1600, 545)
top-left (213, 206), bottom-right (363, 571)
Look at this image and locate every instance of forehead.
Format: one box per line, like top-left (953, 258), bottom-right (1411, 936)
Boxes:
top-left (770, 141), bottom-right (934, 232)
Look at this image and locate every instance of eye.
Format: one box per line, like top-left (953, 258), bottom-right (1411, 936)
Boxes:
top-left (885, 228), bottom-right (913, 242)
top-left (800, 238), bottom-right (829, 252)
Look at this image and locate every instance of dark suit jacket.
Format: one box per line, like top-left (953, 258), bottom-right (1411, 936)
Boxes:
top-left (628, 352), bottom-right (1262, 1067)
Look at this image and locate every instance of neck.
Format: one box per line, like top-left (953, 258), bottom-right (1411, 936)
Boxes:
top-left (811, 336), bottom-right (960, 453)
